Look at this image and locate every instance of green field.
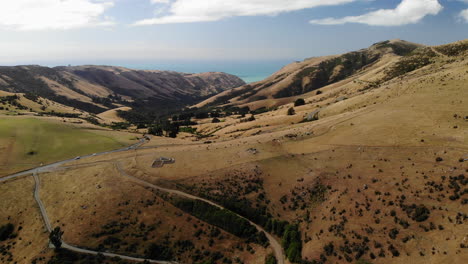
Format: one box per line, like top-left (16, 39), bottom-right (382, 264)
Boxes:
top-left (0, 117), bottom-right (135, 176)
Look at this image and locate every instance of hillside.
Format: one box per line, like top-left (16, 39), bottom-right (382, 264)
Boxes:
top-left (195, 39), bottom-right (425, 110)
top-left (0, 39), bottom-right (467, 264)
top-left (0, 65), bottom-right (245, 114)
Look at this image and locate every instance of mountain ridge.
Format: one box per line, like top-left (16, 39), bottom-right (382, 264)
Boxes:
top-left (0, 65), bottom-right (245, 114)
top-left (194, 39), bottom-right (431, 110)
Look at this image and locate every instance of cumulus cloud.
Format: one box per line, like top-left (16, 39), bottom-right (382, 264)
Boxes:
top-left (310, 0), bottom-right (443, 26)
top-left (0, 0), bottom-right (114, 30)
top-left (459, 9), bottom-right (468, 22)
top-left (134, 0), bottom-right (357, 25)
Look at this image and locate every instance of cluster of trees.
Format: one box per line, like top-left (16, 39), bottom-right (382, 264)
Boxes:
top-left (91, 94), bottom-right (127, 109)
top-left (282, 225), bottom-right (302, 263)
top-left (148, 120), bottom-right (180, 138)
top-left (173, 198), bottom-right (269, 247)
top-left (264, 220), bottom-right (303, 263)
top-left (0, 95), bottom-right (28, 111)
top-left (42, 112), bottom-right (81, 118)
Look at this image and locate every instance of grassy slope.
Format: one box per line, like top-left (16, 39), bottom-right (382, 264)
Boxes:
top-left (0, 117), bottom-right (135, 176)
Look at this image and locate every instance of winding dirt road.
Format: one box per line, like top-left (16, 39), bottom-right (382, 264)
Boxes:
top-left (115, 163), bottom-right (285, 264)
top-left (1, 138), bottom-right (285, 264)
top-left (33, 169), bottom-right (176, 263)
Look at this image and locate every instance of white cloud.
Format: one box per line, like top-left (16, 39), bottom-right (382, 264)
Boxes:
top-left (310, 0), bottom-right (443, 26)
top-left (0, 0), bottom-right (115, 30)
top-left (459, 9), bottom-right (468, 22)
top-left (134, 0), bottom-right (357, 25)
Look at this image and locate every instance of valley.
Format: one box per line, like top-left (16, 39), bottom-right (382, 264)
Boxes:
top-left (0, 39), bottom-right (467, 264)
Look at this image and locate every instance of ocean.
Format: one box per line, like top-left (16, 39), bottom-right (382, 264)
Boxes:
top-left (48, 60), bottom-right (294, 84)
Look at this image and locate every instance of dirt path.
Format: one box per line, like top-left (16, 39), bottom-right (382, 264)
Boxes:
top-left (115, 163), bottom-right (286, 264)
top-left (33, 170), bottom-right (177, 263)
top-left (3, 137), bottom-right (285, 263)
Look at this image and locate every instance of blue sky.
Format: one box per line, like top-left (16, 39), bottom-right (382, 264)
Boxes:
top-left (0, 0), bottom-right (467, 65)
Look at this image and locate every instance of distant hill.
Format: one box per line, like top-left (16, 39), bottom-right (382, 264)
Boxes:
top-left (0, 65), bottom-right (245, 114)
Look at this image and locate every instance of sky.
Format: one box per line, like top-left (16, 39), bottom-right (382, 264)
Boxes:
top-left (0, 0), bottom-right (467, 65)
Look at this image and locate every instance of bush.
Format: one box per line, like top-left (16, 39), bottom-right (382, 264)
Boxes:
top-left (404, 204), bottom-right (430, 222)
top-left (294, 98), bottom-right (305, 107)
top-left (265, 254), bottom-right (277, 264)
top-left (50, 227), bottom-right (64, 249)
top-left (0, 223), bottom-right (14, 241)
top-left (389, 228), bottom-right (399, 239)
top-left (212, 117), bottom-right (221, 123)
top-left (145, 243), bottom-right (174, 260)
top-left (287, 107), bottom-right (295, 116)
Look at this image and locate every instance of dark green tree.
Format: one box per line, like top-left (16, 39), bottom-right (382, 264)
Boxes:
top-left (50, 227), bottom-right (64, 249)
top-left (148, 124), bottom-right (163, 136)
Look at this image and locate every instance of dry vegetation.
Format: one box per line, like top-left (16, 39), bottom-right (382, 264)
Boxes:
top-left (0, 40), bottom-right (467, 264)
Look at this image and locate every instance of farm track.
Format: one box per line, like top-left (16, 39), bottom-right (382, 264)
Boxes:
top-left (1, 138), bottom-right (286, 264)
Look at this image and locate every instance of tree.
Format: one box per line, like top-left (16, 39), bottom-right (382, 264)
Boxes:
top-left (294, 98), bottom-right (305, 107)
top-left (287, 107), bottom-right (295, 115)
top-left (162, 121), bottom-right (179, 138)
top-left (265, 254), bottom-right (277, 264)
top-left (50, 227), bottom-right (64, 249)
top-left (148, 124), bottom-right (163, 136)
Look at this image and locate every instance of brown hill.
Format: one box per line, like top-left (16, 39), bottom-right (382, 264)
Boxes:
top-left (0, 65), bottom-right (245, 114)
top-left (195, 39), bottom-right (425, 110)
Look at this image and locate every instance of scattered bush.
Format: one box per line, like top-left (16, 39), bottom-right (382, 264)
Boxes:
top-left (294, 99), bottom-right (305, 107)
top-left (0, 223), bottom-right (14, 241)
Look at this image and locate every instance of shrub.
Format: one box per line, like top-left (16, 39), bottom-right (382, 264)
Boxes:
top-left (294, 98), bottom-right (305, 107)
top-left (0, 223), bottom-right (14, 241)
top-left (287, 107), bottom-right (296, 116)
top-left (145, 243), bottom-right (174, 260)
top-left (50, 227), bottom-right (64, 249)
top-left (389, 228), bottom-right (399, 239)
top-left (404, 204), bottom-right (430, 222)
top-left (265, 254), bottom-right (277, 264)
top-left (212, 117), bottom-right (221, 123)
